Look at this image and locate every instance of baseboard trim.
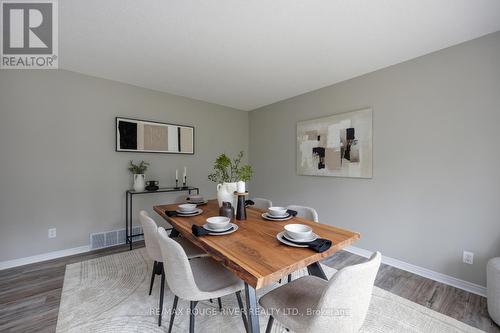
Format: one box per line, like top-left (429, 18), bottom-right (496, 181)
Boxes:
top-left (0, 245), bottom-right (91, 270)
top-left (344, 245), bottom-right (487, 297)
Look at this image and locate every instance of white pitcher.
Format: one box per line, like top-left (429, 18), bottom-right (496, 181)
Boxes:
top-left (217, 182), bottom-right (237, 208)
top-left (133, 174), bottom-right (146, 192)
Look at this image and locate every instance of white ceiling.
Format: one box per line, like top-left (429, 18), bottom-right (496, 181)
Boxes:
top-left (60, 0), bottom-right (500, 111)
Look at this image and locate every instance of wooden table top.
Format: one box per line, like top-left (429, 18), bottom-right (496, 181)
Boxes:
top-left (153, 200), bottom-right (360, 289)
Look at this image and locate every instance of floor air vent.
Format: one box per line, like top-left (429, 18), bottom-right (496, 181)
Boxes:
top-left (90, 226), bottom-right (143, 250)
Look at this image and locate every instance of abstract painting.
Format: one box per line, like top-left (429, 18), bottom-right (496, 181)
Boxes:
top-left (297, 108), bottom-right (372, 178)
top-left (116, 117), bottom-right (194, 154)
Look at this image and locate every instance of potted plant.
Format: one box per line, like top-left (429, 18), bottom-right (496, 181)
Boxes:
top-left (208, 151), bottom-right (253, 207)
top-left (128, 160), bottom-right (149, 192)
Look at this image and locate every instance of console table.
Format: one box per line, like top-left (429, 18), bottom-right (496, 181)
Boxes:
top-left (125, 186), bottom-right (199, 250)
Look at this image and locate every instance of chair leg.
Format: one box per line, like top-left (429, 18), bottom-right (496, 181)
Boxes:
top-left (287, 274), bottom-right (292, 283)
top-left (235, 291), bottom-right (248, 332)
top-left (167, 295), bottom-right (179, 333)
top-left (265, 316), bottom-right (274, 333)
top-left (158, 267), bottom-right (165, 326)
top-left (190, 301), bottom-right (198, 333)
top-left (217, 297), bottom-right (222, 311)
top-left (149, 261), bottom-right (157, 295)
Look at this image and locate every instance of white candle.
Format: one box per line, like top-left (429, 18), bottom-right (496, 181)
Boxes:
top-left (183, 167), bottom-right (187, 178)
top-left (237, 181), bottom-right (246, 193)
top-left (175, 169), bottom-right (178, 181)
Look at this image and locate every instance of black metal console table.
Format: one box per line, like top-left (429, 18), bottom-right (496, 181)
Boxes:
top-left (126, 186), bottom-right (200, 250)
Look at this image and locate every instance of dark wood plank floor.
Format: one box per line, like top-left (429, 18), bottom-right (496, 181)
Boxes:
top-left (0, 243), bottom-right (499, 333)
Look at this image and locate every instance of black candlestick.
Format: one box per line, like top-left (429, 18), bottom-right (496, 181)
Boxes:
top-left (235, 192), bottom-right (248, 220)
top-left (175, 179), bottom-right (179, 189)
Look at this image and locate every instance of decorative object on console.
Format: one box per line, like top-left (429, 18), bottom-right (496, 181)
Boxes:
top-left (116, 117), bottom-right (194, 154)
top-left (128, 160), bottom-right (149, 192)
top-left (219, 202), bottom-right (235, 222)
top-left (208, 151), bottom-right (253, 207)
top-left (182, 166), bottom-right (188, 188)
top-left (297, 108), bottom-right (372, 178)
top-left (235, 191), bottom-right (249, 220)
top-left (145, 180), bottom-right (159, 191)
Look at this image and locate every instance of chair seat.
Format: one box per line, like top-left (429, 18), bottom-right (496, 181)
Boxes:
top-left (189, 257), bottom-right (244, 300)
top-left (175, 237), bottom-right (208, 259)
top-left (259, 275), bottom-right (328, 332)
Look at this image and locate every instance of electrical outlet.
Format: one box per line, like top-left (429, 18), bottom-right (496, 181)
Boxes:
top-left (463, 251), bottom-right (474, 265)
top-left (48, 228), bottom-right (57, 239)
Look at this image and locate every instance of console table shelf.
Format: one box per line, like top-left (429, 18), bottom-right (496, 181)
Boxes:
top-left (125, 186), bottom-right (199, 250)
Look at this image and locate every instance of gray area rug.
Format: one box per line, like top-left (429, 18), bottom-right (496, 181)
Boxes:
top-left (56, 248), bottom-right (484, 332)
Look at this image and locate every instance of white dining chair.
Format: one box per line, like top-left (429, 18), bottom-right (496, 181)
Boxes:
top-left (282, 205), bottom-right (319, 283)
top-left (156, 227), bottom-right (248, 333)
top-left (260, 251), bottom-right (381, 333)
top-left (286, 205), bottom-right (319, 222)
top-left (139, 211), bottom-right (208, 326)
top-left (251, 198), bottom-right (273, 210)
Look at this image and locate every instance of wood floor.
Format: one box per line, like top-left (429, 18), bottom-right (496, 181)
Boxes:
top-left (0, 243), bottom-right (499, 333)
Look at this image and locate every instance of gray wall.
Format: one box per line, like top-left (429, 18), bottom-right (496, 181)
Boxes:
top-left (0, 70), bottom-right (249, 262)
top-left (249, 31), bottom-right (500, 286)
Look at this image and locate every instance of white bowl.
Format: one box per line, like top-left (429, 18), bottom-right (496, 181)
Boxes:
top-left (178, 203), bottom-right (197, 212)
top-left (206, 216), bottom-right (231, 230)
top-left (284, 224), bottom-right (313, 240)
top-left (268, 206), bottom-right (288, 217)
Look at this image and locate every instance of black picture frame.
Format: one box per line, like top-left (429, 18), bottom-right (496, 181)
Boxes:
top-left (115, 117), bottom-right (195, 155)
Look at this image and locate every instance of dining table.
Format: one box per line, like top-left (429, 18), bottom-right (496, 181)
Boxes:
top-left (153, 199), bottom-right (360, 333)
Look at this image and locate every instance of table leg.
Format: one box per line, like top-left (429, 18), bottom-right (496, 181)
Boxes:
top-left (129, 193), bottom-right (133, 251)
top-left (307, 262), bottom-right (327, 280)
top-left (125, 192), bottom-right (129, 247)
top-left (244, 283), bottom-right (260, 333)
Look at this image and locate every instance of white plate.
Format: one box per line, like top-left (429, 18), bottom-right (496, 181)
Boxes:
top-left (276, 231), bottom-right (308, 247)
top-left (202, 223), bottom-right (233, 233)
top-left (282, 232), bottom-right (318, 243)
top-left (175, 208), bottom-right (203, 216)
top-left (204, 223), bottom-right (238, 236)
top-left (262, 213), bottom-right (293, 221)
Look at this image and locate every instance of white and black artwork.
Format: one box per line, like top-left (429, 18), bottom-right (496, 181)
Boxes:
top-left (116, 117), bottom-right (194, 154)
top-left (297, 108), bottom-right (372, 178)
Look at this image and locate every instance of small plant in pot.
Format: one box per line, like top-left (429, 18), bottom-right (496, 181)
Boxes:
top-left (208, 151), bottom-right (252, 207)
top-left (128, 160), bottom-right (149, 192)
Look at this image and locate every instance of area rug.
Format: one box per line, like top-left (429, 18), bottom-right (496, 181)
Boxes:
top-left (55, 248), bottom-right (484, 332)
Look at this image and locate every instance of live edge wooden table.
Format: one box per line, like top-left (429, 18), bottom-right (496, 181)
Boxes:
top-left (154, 200), bottom-right (360, 333)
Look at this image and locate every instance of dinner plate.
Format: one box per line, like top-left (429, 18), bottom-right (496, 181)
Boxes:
top-left (188, 200), bottom-right (208, 205)
top-left (276, 231), bottom-right (308, 248)
top-left (282, 232), bottom-right (318, 244)
top-left (203, 223), bottom-right (238, 236)
top-left (175, 208), bottom-right (203, 216)
top-left (262, 213), bottom-right (293, 221)
top-left (202, 223), bottom-right (233, 233)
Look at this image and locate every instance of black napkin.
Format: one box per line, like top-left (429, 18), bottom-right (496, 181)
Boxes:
top-left (191, 224), bottom-right (234, 237)
top-left (286, 209), bottom-right (298, 217)
top-left (283, 235), bottom-right (332, 253)
top-left (165, 210), bottom-right (177, 217)
top-left (192, 224), bottom-right (209, 236)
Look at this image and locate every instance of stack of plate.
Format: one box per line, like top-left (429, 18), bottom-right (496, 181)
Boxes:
top-left (176, 204), bottom-right (203, 216)
top-left (262, 206), bottom-right (293, 221)
top-left (202, 216), bottom-right (238, 235)
top-left (187, 195), bottom-right (208, 205)
top-left (277, 224), bottom-right (318, 247)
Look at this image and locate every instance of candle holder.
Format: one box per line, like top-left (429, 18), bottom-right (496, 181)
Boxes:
top-left (234, 191), bottom-right (249, 220)
top-left (182, 176), bottom-right (188, 189)
top-left (175, 179), bottom-right (180, 189)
